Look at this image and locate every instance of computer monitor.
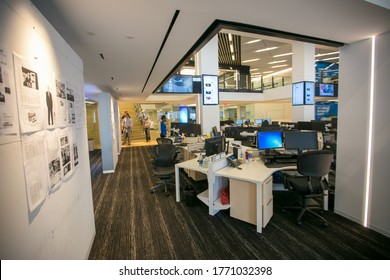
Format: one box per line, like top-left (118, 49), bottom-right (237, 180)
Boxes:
top-left (284, 131), bottom-right (318, 154)
top-left (205, 135), bottom-right (225, 157)
top-left (211, 125), bottom-right (219, 136)
top-left (297, 121), bottom-right (313, 131)
top-left (257, 131), bottom-right (283, 153)
top-left (236, 119), bottom-right (243, 125)
top-left (254, 119), bottom-right (263, 125)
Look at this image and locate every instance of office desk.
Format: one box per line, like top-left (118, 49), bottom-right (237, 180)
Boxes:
top-left (175, 157), bottom-right (229, 215)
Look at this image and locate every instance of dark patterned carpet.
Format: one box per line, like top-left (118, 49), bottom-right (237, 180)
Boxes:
top-left (88, 146), bottom-right (390, 260)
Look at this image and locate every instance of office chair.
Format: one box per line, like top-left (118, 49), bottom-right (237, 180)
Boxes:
top-left (150, 143), bottom-right (177, 196)
top-left (281, 149), bottom-right (334, 227)
top-left (156, 137), bottom-right (173, 144)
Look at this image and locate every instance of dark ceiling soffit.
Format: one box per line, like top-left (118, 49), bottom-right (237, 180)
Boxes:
top-left (142, 10), bottom-right (181, 93)
top-left (153, 19), bottom-right (345, 93)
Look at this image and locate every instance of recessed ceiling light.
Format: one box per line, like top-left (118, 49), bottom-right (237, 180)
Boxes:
top-left (268, 60), bottom-right (287, 64)
top-left (242, 58), bottom-right (260, 63)
top-left (315, 51), bottom-right (339, 57)
top-left (254, 47), bottom-right (278, 53)
top-left (273, 52), bottom-right (292, 57)
top-left (245, 39), bottom-right (261, 44)
top-left (271, 64), bottom-right (288, 68)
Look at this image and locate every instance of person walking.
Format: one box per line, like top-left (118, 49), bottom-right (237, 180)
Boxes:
top-left (143, 116), bottom-right (151, 142)
top-left (122, 112), bottom-right (133, 145)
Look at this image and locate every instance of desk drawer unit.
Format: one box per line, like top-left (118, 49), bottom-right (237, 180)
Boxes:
top-left (229, 176), bottom-right (274, 226)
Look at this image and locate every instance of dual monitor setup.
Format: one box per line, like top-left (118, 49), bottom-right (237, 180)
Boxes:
top-left (204, 129), bottom-right (319, 158)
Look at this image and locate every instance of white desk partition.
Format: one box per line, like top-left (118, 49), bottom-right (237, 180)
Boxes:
top-left (175, 156), bottom-right (229, 215)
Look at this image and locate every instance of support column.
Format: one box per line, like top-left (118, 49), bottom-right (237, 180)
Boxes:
top-left (292, 42), bottom-right (315, 121)
top-left (195, 35), bottom-right (220, 135)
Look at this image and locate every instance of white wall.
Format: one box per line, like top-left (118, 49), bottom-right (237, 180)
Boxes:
top-left (336, 32), bottom-right (390, 237)
top-left (0, 0), bottom-right (95, 258)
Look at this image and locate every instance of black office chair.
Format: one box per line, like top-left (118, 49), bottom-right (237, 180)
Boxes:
top-left (281, 149), bottom-right (334, 227)
top-left (150, 143), bottom-right (177, 196)
top-left (156, 137), bottom-right (173, 144)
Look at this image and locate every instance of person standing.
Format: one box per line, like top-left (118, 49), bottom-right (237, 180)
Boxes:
top-left (143, 116), bottom-right (151, 142)
top-left (160, 115), bottom-right (167, 138)
top-left (46, 89), bottom-right (54, 125)
top-left (122, 112), bottom-right (133, 145)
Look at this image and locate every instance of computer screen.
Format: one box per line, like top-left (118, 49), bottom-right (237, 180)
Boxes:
top-left (236, 119), bottom-right (243, 125)
top-left (205, 135), bottom-right (225, 157)
top-left (257, 131), bottom-right (283, 151)
top-left (284, 131), bottom-right (318, 152)
top-left (254, 119), bottom-right (263, 125)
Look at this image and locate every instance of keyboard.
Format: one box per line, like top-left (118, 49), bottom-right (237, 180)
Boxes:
top-left (274, 158), bottom-right (297, 164)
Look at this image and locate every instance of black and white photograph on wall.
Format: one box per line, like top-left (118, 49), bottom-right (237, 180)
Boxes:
top-left (55, 78), bottom-right (68, 127)
top-left (48, 157), bottom-right (61, 189)
top-left (13, 53), bottom-right (43, 133)
top-left (61, 145), bottom-right (71, 176)
top-left (44, 82), bottom-right (56, 128)
top-left (60, 135), bottom-right (68, 146)
top-left (0, 91), bottom-right (4, 103)
top-left (21, 66), bottom-right (39, 90)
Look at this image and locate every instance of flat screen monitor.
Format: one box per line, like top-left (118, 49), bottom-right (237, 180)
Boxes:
top-left (292, 81), bottom-right (304, 106)
top-left (284, 131), bottom-right (318, 152)
top-left (236, 119), bottom-right (243, 125)
top-left (318, 83), bottom-right (335, 97)
top-left (304, 81), bottom-right (315, 105)
top-left (292, 81), bottom-right (315, 105)
top-left (205, 135), bottom-right (225, 157)
top-left (162, 75), bottom-right (193, 93)
top-left (202, 74), bottom-right (219, 105)
top-left (297, 121), bottom-right (313, 131)
top-left (254, 119), bottom-right (263, 125)
top-left (311, 120), bottom-right (326, 132)
top-left (179, 106), bottom-right (188, 123)
top-left (257, 131), bottom-right (283, 151)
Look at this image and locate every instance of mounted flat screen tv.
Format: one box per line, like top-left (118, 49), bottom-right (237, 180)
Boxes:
top-left (179, 106), bottom-right (188, 123)
top-left (318, 83), bottom-right (335, 97)
top-left (202, 74), bottom-right (219, 105)
top-left (162, 75), bottom-right (193, 93)
top-left (292, 81), bottom-right (315, 106)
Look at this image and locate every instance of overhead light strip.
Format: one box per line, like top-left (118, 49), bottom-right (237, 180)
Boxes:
top-left (142, 10), bottom-right (180, 93)
top-left (364, 35), bottom-right (376, 228)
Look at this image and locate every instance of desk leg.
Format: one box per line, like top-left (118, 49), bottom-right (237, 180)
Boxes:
top-left (175, 165), bottom-right (181, 202)
top-left (256, 182), bottom-right (263, 234)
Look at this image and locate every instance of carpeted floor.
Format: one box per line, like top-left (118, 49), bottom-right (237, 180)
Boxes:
top-left (88, 146), bottom-right (390, 260)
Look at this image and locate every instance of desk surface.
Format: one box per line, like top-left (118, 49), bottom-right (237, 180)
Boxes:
top-left (176, 157), bottom-right (208, 174)
top-left (215, 157), bottom-right (295, 183)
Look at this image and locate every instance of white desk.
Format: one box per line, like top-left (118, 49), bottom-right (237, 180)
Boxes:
top-left (175, 157), bottom-right (229, 215)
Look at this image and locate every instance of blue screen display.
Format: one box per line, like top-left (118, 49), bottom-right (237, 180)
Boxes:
top-left (179, 106), bottom-right (188, 123)
top-left (236, 119), bottom-right (243, 125)
top-left (257, 131), bottom-right (283, 150)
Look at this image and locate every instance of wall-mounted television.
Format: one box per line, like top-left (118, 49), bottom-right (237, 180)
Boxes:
top-left (292, 81), bottom-right (315, 106)
top-left (202, 74), bottom-right (219, 105)
top-left (318, 83), bottom-right (335, 97)
top-left (179, 106), bottom-right (188, 123)
top-left (162, 75), bottom-right (193, 93)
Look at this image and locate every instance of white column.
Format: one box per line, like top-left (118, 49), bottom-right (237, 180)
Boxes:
top-left (292, 42), bottom-right (315, 121)
top-left (195, 35), bottom-right (220, 135)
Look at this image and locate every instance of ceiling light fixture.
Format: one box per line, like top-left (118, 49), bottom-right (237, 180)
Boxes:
top-left (315, 51), bottom-right (339, 57)
top-left (321, 56), bottom-right (339, 61)
top-left (268, 60), bottom-right (287, 64)
top-left (254, 47), bottom-right (278, 53)
top-left (250, 68), bottom-right (259, 71)
top-left (232, 55), bottom-right (235, 61)
top-left (242, 58), bottom-right (260, 63)
top-left (273, 52), bottom-right (292, 57)
top-left (271, 64), bottom-right (288, 68)
top-left (230, 43), bottom-right (234, 53)
top-left (228, 33), bottom-right (233, 42)
top-left (245, 39), bottom-right (261, 44)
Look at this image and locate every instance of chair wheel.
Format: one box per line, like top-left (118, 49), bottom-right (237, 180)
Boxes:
top-left (322, 222), bottom-right (328, 228)
top-left (297, 220), bottom-right (302, 225)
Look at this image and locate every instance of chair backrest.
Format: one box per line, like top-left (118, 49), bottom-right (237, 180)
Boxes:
top-left (156, 137), bottom-right (173, 144)
top-left (154, 143), bottom-right (176, 167)
top-left (297, 149), bottom-right (334, 177)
